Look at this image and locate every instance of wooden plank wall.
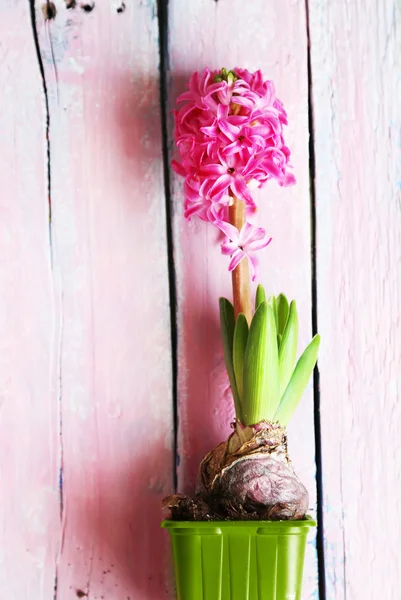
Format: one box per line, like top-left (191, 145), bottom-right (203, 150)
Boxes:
top-left (0, 3), bottom-right (59, 598)
top-left (0, 0), bottom-right (399, 599)
top-left (166, 1), bottom-right (319, 597)
top-left (1, 1), bottom-right (174, 599)
top-left (309, 0), bottom-right (401, 598)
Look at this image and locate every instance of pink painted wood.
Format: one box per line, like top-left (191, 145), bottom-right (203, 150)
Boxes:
top-left (167, 1), bottom-right (319, 597)
top-left (309, 0), bottom-right (401, 598)
top-left (0, 1), bottom-right (174, 599)
top-left (2, 0), bottom-right (399, 598)
top-left (0, 4), bottom-right (59, 598)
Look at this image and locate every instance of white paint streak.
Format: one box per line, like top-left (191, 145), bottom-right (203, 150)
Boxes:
top-left (0, 3), bottom-right (59, 599)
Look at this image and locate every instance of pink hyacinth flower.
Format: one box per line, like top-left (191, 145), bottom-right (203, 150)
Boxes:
top-left (173, 67), bottom-right (295, 278)
top-left (215, 221), bottom-right (272, 281)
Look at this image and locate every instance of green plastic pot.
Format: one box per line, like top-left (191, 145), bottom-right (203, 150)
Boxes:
top-left (162, 518), bottom-right (316, 600)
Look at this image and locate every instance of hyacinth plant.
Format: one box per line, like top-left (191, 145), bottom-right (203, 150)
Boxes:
top-left (164, 67), bottom-right (320, 521)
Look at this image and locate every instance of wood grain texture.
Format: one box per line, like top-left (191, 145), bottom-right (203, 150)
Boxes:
top-left (1, 1), bottom-right (174, 599)
top-left (167, 1), bottom-right (319, 597)
top-left (0, 2), bottom-right (59, 599)
top-left (2, 0), bottom-right (399, 597)
top-left (309, 0), bottom-right (401, 597)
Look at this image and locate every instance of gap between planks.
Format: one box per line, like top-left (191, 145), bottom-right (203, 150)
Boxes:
top-left (157, 0), bottom-right (179, 492)
top-left (305, 0), bottom-right (327, 598)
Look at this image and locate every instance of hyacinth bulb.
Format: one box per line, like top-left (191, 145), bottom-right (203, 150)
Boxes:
top-left (164, 422), bottom-right (308, 521)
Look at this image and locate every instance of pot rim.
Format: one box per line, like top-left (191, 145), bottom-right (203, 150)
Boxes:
top-left (162, 515), bottom-right (316, 530)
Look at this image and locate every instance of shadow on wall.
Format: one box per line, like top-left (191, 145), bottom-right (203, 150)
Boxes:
top-left (59, 69), bottom-right (177, 599)
top-left (111, 70), bottom-right (168, 201)
top-left (103, 70), bottom-right (176, 599)
top-left (68, 442), bottom-right (173, 600)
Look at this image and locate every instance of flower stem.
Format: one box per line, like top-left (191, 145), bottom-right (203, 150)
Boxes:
top-left (229, 198), bottom-right (252, 324)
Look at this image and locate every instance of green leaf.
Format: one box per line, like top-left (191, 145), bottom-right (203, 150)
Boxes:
top-left (219, 298), bottom-right (242, 421)
top-left (275, 334), bottom-right (321, 426)
top-left (278, 300), bottom-right (299, 395)
top-left (276, 294), bottom-right (289, 336)
top-left (268, 295), bottom-right (278, 330)
top-left (255, 284), bottom-right (266, 310)
top-left (243, 302), bottom-right (280, 425)
top-left (233, 313), bottom-right (249, 410)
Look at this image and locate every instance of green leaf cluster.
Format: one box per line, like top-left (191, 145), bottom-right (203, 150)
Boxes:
top-left (214, 68), bottom-right (238, 84)
top-left (219, 285), bottom-right (320, 427)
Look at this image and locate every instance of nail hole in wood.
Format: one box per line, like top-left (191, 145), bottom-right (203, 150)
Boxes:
top-left (65, 0), bottom-right (76, 8)
top-left (116, 2), bottom-right (126, 13)
top-left (42, 1), bottom-right (57, 19)
top-left (80, 1), bottom-right (95, 12)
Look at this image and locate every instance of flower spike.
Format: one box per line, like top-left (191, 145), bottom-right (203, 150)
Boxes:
top-left (173, 67), bottom-right (295, 279)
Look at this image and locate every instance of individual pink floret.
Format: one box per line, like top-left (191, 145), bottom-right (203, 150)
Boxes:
top-left (215, 221), bottom-right (272, 281)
